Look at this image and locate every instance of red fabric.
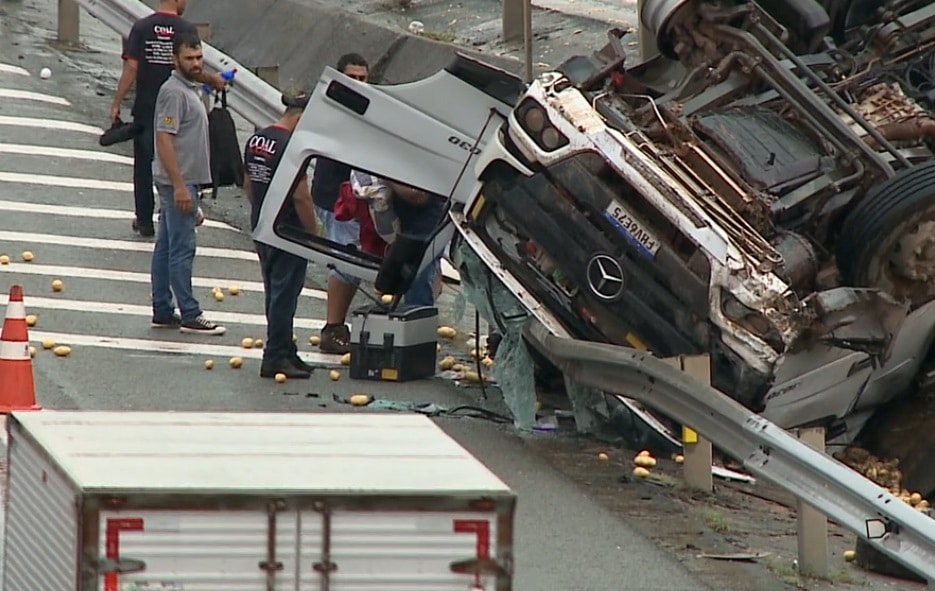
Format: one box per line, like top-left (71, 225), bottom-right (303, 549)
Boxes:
top-left (335, 181), bottom-right (389, 257)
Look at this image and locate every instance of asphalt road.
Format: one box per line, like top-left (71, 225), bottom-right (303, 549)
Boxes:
top-left (0, 1), bottom-right (708, 589)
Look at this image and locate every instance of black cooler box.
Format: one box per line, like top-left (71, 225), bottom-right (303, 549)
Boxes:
top-left (349, 304), bottom-right (438, 382)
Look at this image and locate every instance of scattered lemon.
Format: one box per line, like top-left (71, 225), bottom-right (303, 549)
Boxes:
top-left (481, 357), bottom-right (495, 368)
top-left (21, 251), bottom-right (33, 262)
top-left (0, 255), bottom-right (9, 265)
top-left (463, 370), bottom-right (481, 383)
top-left (25, 314), bottom-right (37, 327)
top-left (52, 345), bottom-right (71, 357)
top-left (350, 393), bottom-right (371, 406)
top-left (329, 369), bottom-right (341, 381)
top-left (439, 356), bottom-right (456, 370)
top-left (451, 363), bottom-right (465, 372)
top-left (213, 291), bottom-right (224, 302)
top-left (910, 492), bottom-right (923, 507)
top-left (228, 285), bottom-right (241, 295)
top-left (51, 279), bottom-right (63, 292)
top-left (633, 467), bottom-right (650, 478)
top-left (637, 450), bottom-right (651, 458)
top-left (598, 452), bottom-right (609, 461)
top-left (634, 455), bottom-right (657, 468)
top-left (470, 348), bottom-right (478, 358)
top-left (309, 335), bottom-right (321, 346)
top-left (380, 294), bottom-right (394, 304)
top-left (204, 359), bottom-right (214, 370)
top-left (254, 338), bottom-right (264, 349)
top-left (275, 372), bottom-right (287, 384)
top-left (41, 338), bottom-right (55, 350)
top-left (437, 326), bottom-right (457, 339)
top-left (241, 337), bottom-right (254, 349)
top-left (843, 550), bottom-right (856, 562)
top-left (340, 352), bottom-right (351, 366)
top-left (229, 356), bottom-right (244, 369)
top-left (28, 345), bottom-right (36, 358)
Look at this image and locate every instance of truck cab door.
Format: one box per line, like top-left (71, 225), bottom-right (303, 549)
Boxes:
top-left (252, 55), bottom-right (524, 284)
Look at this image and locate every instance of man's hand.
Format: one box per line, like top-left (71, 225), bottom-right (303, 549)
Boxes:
top-left (174, 184), bottom-right (193, 214)
top-left (109, 104), bottom-right (121, 123)
top-left (207, 72), bottom-right (228, 92)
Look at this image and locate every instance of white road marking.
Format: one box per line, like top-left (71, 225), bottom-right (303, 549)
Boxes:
top-left (0, 88), bottom-right (70, 106)
top-left (2, 329), bottom-right (343, 367)
top-left (0, 262), bottom-right (327, 300)
top-left (0, 64), bottom-right (30, 77)
top-left (0, 199), bottom-right (240, 233)
top-left (0, 230), bottom-right (257, 261)
top-left (0, 115), bottom-right (103, 135)
top-left (0, 171), bottom-right (132, 192)
top-left (0, 143), bottom-right (133, 165)
top-left (0, 293), bottom-right (324, 329)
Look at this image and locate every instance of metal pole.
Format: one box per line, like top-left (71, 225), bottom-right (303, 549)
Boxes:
top-left (57, 0), bottom-right (81, 45)
top-left (523, 0), bottom-right (533, 83)
top-left (502, 0), bottom-right (523, 44)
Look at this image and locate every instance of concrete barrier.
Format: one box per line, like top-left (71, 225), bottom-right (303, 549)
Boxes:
top-left (183, 0), bottom-right (524, 89)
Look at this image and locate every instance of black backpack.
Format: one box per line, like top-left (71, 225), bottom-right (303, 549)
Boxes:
top-left (207, 90), bottom-right (244, 199)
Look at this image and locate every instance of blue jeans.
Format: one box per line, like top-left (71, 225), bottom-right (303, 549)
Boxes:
top-left (315, 205), bottom-right (362, 286)
top-left (151, 184), bottom-right (201, 322)
top-left (256, 243), bottom-right (308, 363)
top-left (133, 115), bottom-right (155, 228)
top-left (404, 256), bottom-right (441, 307)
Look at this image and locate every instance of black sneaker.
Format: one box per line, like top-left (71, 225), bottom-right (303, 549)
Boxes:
top-left (291, 355), bottom-right (316, 373)
top-left (151, 312), bottom-right (181, 328)
top-left (260, 361), bottom-right (311, 379)
top-left (180, 314), bottom-right (226, 336)
top-left (132, 217), bottom-right (155, 237)
top-left (320, 323), bottom-right (350, 354)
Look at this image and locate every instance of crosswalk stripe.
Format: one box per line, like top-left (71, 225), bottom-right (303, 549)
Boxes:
top-left (0, 88), bottom-right (70, 106)
top-left (0, 171), bottom-right (132, 192)
top-left (0, 199), bottom-right (240, 233)
top-left (0, 231), bottom-right (257, 261)
top-left (3, 329), bottom-right (343, 367)
top-left (0, 143), bottom-right (133, 165)
top-left (0, 115), bottom-right (103, 135)
top-left (0, 293), bottom-right (324, 329)
top-left (0, 64), bottom-right (31, 77)
top-left (0, 262), bottom-right (327, 300)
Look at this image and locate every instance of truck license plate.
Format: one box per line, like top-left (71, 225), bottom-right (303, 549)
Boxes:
top-left (603, 202), bottom-right (661, 258)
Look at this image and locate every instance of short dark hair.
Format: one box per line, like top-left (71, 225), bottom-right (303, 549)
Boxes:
top-left (337, 53), bottom-right (369, 72)
top-left (173, 32), bottom-right (202, 56)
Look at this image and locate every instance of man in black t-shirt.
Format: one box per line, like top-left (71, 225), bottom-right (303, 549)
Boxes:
top-left (110, 0), bottom-right (225, 237)
top-left (244, 93), bottom-right (318, 379)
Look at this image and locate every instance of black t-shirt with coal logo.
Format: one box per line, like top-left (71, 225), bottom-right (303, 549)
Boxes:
top-left (245, 125), bottom-right (300, 231)
top-left (123, 12), bottom-right (198, 119)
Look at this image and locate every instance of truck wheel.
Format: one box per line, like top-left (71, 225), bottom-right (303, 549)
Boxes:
top-left (837, 163), bottom-right (935, 307)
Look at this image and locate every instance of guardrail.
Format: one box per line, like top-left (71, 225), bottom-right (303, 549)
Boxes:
top-left (68, 0), bottom-right (284, 128)
top-left (522, 318), bottom-right (935, 584)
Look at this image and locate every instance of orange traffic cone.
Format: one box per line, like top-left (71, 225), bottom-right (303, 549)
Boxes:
top-left (0, 285), bottom-right (41, 412)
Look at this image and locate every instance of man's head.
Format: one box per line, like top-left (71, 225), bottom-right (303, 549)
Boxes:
top-left (160, 0), bottom-right (188, 16)
top-left (279, 92), bottom-right (310, 130)
top-left (337, 53), bottom-right (369, 82)
top-left (172, 32), bottom-right (203, 81)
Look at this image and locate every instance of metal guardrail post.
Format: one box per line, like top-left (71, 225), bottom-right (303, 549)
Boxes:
top-left (502, 0), bottom-right (524, 43)
top-left (663, 356), bottom-right (713, 491)
top-left (796, 427), bottom-right (829, 577)
top-left (253, 66), bottom-right (281, 89)
top-left (57, 0), bottom-right (81, 45)
top-left (195, 22), bottom-right (211, 42)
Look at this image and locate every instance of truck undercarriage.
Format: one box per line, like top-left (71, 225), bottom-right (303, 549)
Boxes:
top-left (459, 0), bottom-right (935, 504)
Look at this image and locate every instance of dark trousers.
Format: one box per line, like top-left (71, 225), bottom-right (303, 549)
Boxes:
top-left (133, 115), bottom-right (156, 228)
top-left (257, 243), bottom-right (309, 364)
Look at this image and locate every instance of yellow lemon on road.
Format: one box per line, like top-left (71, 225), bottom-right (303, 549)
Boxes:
top-left (51, 279), bottom-right (63, 292)
top-left (204, 359), bottom-right (215, 370)
top-left (25, 314), bottom-right (37, 327)
top-left (21, 251), bottom-right (34, 262)
top-left (275, 372), bottom-right (287, 384)
top-left (0, 255), bottom-right (9, 265)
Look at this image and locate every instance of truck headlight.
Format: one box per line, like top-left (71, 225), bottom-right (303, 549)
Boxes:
top-left (516, 98), bottom-right (569, 152)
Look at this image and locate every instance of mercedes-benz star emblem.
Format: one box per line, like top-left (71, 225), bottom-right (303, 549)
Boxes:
top-left (586, 254), bottom-right (625, 301)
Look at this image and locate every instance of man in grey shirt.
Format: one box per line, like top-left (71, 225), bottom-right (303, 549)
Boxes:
top-left (150, 32), bottom-right (226, 335)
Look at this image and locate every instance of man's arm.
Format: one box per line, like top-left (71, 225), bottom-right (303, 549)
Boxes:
top-left (293, 175), bottom-right (318, 234)
top-left (242, 173), bottom-right (254, 206)
top-left (111, 29), bottom-right (141, 122)
top-left (386, 180), bottom-right (429, 206)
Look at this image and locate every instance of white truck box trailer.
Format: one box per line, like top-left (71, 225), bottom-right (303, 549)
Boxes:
top-left (2, 411), bottom-right (516, 591)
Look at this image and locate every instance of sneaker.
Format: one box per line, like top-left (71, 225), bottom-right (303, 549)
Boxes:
top-left (319, 323), bottom-right (350, 354)
top-left (260, 360), bottom-right (311, 379)
top-left (291, 355), bottom-right (316, 373)
top-left (180, 314), bottom-right (227, 336)
top-left (151, 312), bottom-right (181, 328)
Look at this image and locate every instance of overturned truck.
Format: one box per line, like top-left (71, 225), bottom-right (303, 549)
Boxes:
top-left (256, 0), bottom-right (935, 550)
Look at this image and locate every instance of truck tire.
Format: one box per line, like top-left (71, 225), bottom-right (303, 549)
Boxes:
top-left (836, 162), bottom-right (935, 307)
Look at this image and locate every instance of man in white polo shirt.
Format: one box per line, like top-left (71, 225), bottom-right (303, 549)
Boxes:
top-left (150, 32), bottom-right (226, 335)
